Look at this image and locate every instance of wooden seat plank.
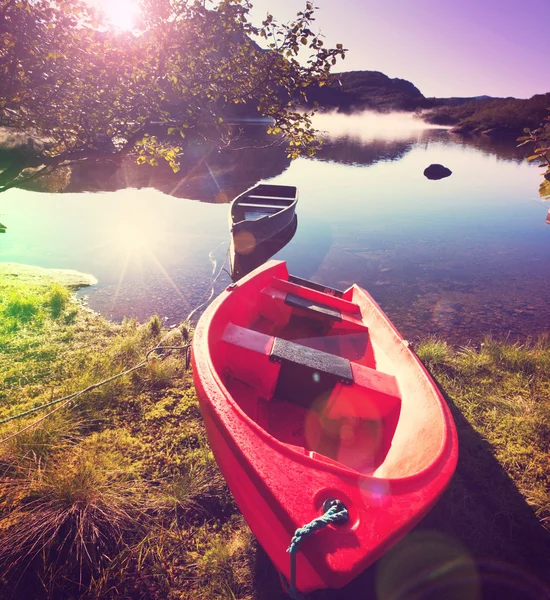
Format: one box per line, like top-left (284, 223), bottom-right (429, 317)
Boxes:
top-left (285, 293), bottom-right (342, 321)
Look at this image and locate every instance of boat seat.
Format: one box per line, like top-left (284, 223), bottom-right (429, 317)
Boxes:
top-left (270, 337), bottom-right (354, 384)
top-left (243, 211), bottom-right (275, 221)
top-left (246, 195), bottom-right (294, 201)
top-left (238, 202), bottom-right (285, 209)
top-left (288, 274), bottom-right (345, 298)
top-left (270, 336), bottom-right (353, 406)
top-left (271, 277), bottom-right (361, 315)
top-left (285, 293), bottom-right (342, 322)
top-left (260, 280), bottom-right (366, 334)
top-left (270, 336), bottom-right (400, 415)
top-left (221, 324), bottom-right (399, 415)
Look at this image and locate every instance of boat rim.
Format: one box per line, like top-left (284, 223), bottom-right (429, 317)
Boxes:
top-left (195, 262), bottom-right (457, 486)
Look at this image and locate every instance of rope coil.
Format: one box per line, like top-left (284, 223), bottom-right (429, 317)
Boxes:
top-left (285, 502), bottom-right (349, 599)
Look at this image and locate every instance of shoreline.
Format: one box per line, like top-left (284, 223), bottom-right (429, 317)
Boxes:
top-left (0, 262), bottom-right (97, 289)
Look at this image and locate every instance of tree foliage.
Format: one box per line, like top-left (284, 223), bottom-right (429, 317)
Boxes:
top-left (517, 114), bottom-right (550, 200)
top-left (0, 0), bottom-right (346, 192)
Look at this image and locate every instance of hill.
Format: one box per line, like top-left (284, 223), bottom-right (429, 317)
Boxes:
top-left (304, 70), bottom-right (549, 138)
top-left (304, 70), bottom-right (429, 112)
top-left (423, 93), bottom-right (550, 137)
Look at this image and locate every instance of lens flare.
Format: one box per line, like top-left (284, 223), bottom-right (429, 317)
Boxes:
top-left (99, 0), bottom-right (140, 30)
top-left (233, 230), bottom-right (257, 255)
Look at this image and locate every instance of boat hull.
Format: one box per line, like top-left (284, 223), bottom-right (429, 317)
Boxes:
top-left (192, 261), bottom-right (458, 592)
top-left (229, 214), bottom-right (298, 281)
top-left (230, 184), bottom-right (298, 254)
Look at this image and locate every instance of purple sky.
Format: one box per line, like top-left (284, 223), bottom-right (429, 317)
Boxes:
top-left (251, 0), bottom-right (550, 99)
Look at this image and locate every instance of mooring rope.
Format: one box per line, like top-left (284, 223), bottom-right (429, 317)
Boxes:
top-left (0, 342), bottom-right (190, 444)
top-left (285, 502), bottom-right (349, 599)
top-left (185, 240), bottom-right (230, 324)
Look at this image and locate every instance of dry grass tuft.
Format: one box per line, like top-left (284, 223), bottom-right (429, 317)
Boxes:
top-left (0, 433), bottom-right (146, 590)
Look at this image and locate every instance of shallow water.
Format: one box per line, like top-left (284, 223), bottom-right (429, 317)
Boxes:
top-left (0, 116), bottom-right (547, 344)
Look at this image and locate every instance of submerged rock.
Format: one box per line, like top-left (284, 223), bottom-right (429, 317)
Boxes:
top-left (424, 164), bottom-right (452, 180)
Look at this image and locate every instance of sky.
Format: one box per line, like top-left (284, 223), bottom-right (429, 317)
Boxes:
top-left (249, 0), bottom-right (550, 99)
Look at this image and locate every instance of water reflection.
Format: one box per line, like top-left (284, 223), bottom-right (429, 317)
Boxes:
top-left (316, 137), bottom-right (415, 167)
top-left (67, 130), bottom-right (291, 202)
top-left (230, 215), bottom-right (298, 281)
top-left (0, 127), bottom-right (291, 203)
top-left (448, 132), bottom-right (528, 163)
top-left (0, 115), bottom-right (548, 344)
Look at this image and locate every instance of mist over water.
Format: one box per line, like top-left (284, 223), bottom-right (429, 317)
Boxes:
top-left (312, 111), bottom-right (449, 143)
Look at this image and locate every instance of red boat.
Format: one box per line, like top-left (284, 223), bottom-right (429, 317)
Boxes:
top-left (192, 261), bottom-right (458, 593)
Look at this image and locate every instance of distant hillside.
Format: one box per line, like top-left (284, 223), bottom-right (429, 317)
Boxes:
top-left (304, 70), bottom-right (429, 112)
top-left (423, 94), bottom-right (550, 137)
top-left (302, 69), bottom-right (549, 138)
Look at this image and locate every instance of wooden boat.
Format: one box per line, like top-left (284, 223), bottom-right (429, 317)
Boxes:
top-left (230, 184), bottom-right (298, 256)
top-left (229, 214), bottom-right (298, 282)
top-left (192, 261), bottom-right (458, 593)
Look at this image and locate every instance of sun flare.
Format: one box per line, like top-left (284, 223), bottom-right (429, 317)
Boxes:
top-left (99, 0), bottom-right (140, 30)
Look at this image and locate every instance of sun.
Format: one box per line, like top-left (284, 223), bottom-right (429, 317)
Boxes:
top-left (99, 0), bottom-right (140, 31)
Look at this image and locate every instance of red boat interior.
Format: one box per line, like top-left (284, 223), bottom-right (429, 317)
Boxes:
top-left (210, 263), bottom-right (445, 478)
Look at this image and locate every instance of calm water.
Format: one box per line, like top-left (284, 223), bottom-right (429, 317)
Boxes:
top-left (0, 114), bottom-right (547, 344)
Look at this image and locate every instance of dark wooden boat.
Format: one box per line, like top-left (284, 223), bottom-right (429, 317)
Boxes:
top-left (230, 184), bottom-right (298, 256)
top-left (229, 214), bottom-right (298, 282)
top-left (192, 261), bottom-right (458, 593)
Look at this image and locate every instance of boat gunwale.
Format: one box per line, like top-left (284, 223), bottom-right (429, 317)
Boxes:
top-left (230, 185), bottom-right (298, 229)
top-left (194, 261), bottom-right (458, 487)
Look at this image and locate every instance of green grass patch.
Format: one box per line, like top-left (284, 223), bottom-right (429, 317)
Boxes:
top-left (0, 265), bottom-right (252, 600)
top-left (416, 338), bottom-right (550, 508)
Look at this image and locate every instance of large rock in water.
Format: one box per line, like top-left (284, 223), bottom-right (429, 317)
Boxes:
top-left (424, 164), bottom-right (452, 180)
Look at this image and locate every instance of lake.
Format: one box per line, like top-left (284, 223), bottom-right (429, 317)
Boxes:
top-left (0, 113), bottom-right (548, 345)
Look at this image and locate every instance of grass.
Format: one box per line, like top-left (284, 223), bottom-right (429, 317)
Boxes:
top-left (415, 338), bottom-right (550, 525)
top-left (0, 266), bottom-right (549, 599)
top-left (0, 266), bottom-right (253, 600)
